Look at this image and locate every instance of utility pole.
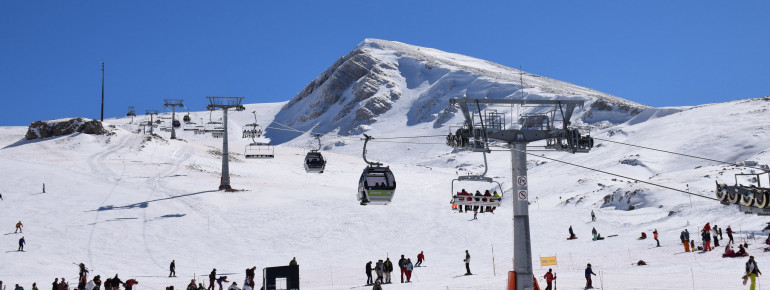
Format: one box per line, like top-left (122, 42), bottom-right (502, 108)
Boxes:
top-left (163, 99), bottom-right (184, 139)
top-left (447, 97), bottom-right (593, 290)
top-left (145, 110), bottom-right (159, 135)
top-left (206, 96), bottom-right (245, 190)
top-left (101, 62), bottom-right (105, 122)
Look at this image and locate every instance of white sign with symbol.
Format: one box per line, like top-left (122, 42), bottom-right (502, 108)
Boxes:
top-left (518, 190), bottom-right (528, 201)
top-left (517, 176), bottom-right (527, 187)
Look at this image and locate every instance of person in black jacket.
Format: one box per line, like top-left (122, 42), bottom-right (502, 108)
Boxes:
top-left (365, 261), bottom-right (373, 285)
top-left (464, 250), bottom-right (472, 275)
top-left (169, 260), bottom-right (176, 277)
top-left (110, 275), bottom-right (122, 290)
top-left (208, 269), bottom-right (216, 290)
top-left (398, 255), bottom-right (407, 283)
top-left (52, 278), bottom-right (59, 290)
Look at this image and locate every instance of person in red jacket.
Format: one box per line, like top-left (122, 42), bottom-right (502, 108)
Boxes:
top-left (416, 251), bottom-right (425, 267)
top-left (543, 268), bottom-right (555, 290)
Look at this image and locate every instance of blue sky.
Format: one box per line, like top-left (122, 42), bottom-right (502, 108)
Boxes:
top-left (1, 1), bottom-right (768, 125)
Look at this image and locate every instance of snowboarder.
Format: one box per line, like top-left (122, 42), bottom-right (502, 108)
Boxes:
top-left (15, 221), bottom-right (23, 233)
top-left (383, 258), bottom-right (393, 284)
top-left (746, 256), bottom-right (762, 290)
top-left (544, 268), bottom-right (556, 290)
top-left (568, 226), bottom-right (577, 239)
top-left (208, 269), bottom-right (216, 290)
top-left (365, 261), bottom-right (373, 285)
top-left (591, 210), bottom-right (596, 222)
top-left (585, 263), bottom-right (596, 289)
top-left (653, 229), bottom-right (660, 247)
top-left (405, 258), bottom-right (413, 282)
top-left (727, 225), bottom-right (734, 244)
top-left (170, 260), bottom-right (176, 277)
top-left (18, 236), bottom-right (25, 251)
top-left (416, 251), bottom-right (424, 267)
top-left (464, 250), bottom-right (472, 275)
top-left (216, 276), bottom-right (229, 290)
top-left (289, 257), bottom-right (297, 266)
top-left (398, 255), bottom-right (407, 283)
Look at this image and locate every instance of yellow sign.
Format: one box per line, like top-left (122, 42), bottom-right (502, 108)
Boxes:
top-left (540, 256), bottom-right (557, 266)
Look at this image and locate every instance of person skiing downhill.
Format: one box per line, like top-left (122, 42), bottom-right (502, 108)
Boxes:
top-left (18, 236), bottom-right (25, 251)
top-left (585, 263), bottom-right (596, 289)
top-left (416, 251), bottom-right (425, 267)
top-left (544, 268), bottom-right (556, 290)
top-left (15, 221), bottom-right (23, 233)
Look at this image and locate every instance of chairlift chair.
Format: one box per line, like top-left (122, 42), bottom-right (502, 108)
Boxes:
top-left (450, 151), bottom-right (504, 211)
top-left (242, 111), bottom-right (263, 139)
top-left (244, 142), bottom-right (274, 159)
top-left (357, 134), bottom-right (396, 205)
top-left (304, 134), bottom-right (326, 173)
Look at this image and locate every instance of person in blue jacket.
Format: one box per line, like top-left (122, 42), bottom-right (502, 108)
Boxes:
top-left (18, 236), bottom-right (26, 251)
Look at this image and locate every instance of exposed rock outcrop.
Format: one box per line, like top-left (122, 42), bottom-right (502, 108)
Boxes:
top-left (25, 118), bottom-right (108, 140)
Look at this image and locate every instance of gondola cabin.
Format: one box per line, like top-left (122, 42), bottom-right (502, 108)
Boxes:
top-left (358, 166), bottom-right (396, 205)
top-left (304, 151), bottom-right (326, 173)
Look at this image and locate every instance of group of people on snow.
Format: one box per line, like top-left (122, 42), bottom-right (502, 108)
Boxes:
top-left (365, 251), bottom-right (425, 287)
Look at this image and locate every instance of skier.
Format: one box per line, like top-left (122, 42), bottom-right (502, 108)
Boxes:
top-left (568, 226), bottom-right (576, 239)
top-left (585, 263), bottom-right (596, 289)
top-left (416, 251), bottom-right (425, 267)
top-left (383, 258), bottom-right (393, 284)
top-left (591, 210), bottom-right (596, 222)
top-left (543, 268), bottom-right (556, 290)
top-left (18, 236), bottom-right (25, 251)
top-left (15, 221), bottom-right (23, 233)
top-left (653, 229), bottom-right (660, 247)
top-left (216, 276), bottom-right (229, 290)
top-left (289, 257), bottom-right (297, 266)
top-left (746, 256), bottom-right (762, 290)
top-left (398, 255), bottom-right (407, 283)
top-left (123, 279), bottom-right (138, 290)
top-left (464, 250), bottom-right (472, 275)
top-left (169, 260), bottom-right (176, 277)
top-left (79, 263), bottom-right (89, 280)
top-left (365, 261), bottom-right (373, 285)
top-left (110, 275), bottom-right (122, 290)
top-left (727, 225), bottom-right (734, 244)
top-left (208, 269), bottom-right (216, 290)
top-left (405, 258), bottom-right (413, 282)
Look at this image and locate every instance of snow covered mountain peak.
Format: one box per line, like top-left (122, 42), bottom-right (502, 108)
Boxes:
top-left (270, 39), bottom-right (651, 144)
